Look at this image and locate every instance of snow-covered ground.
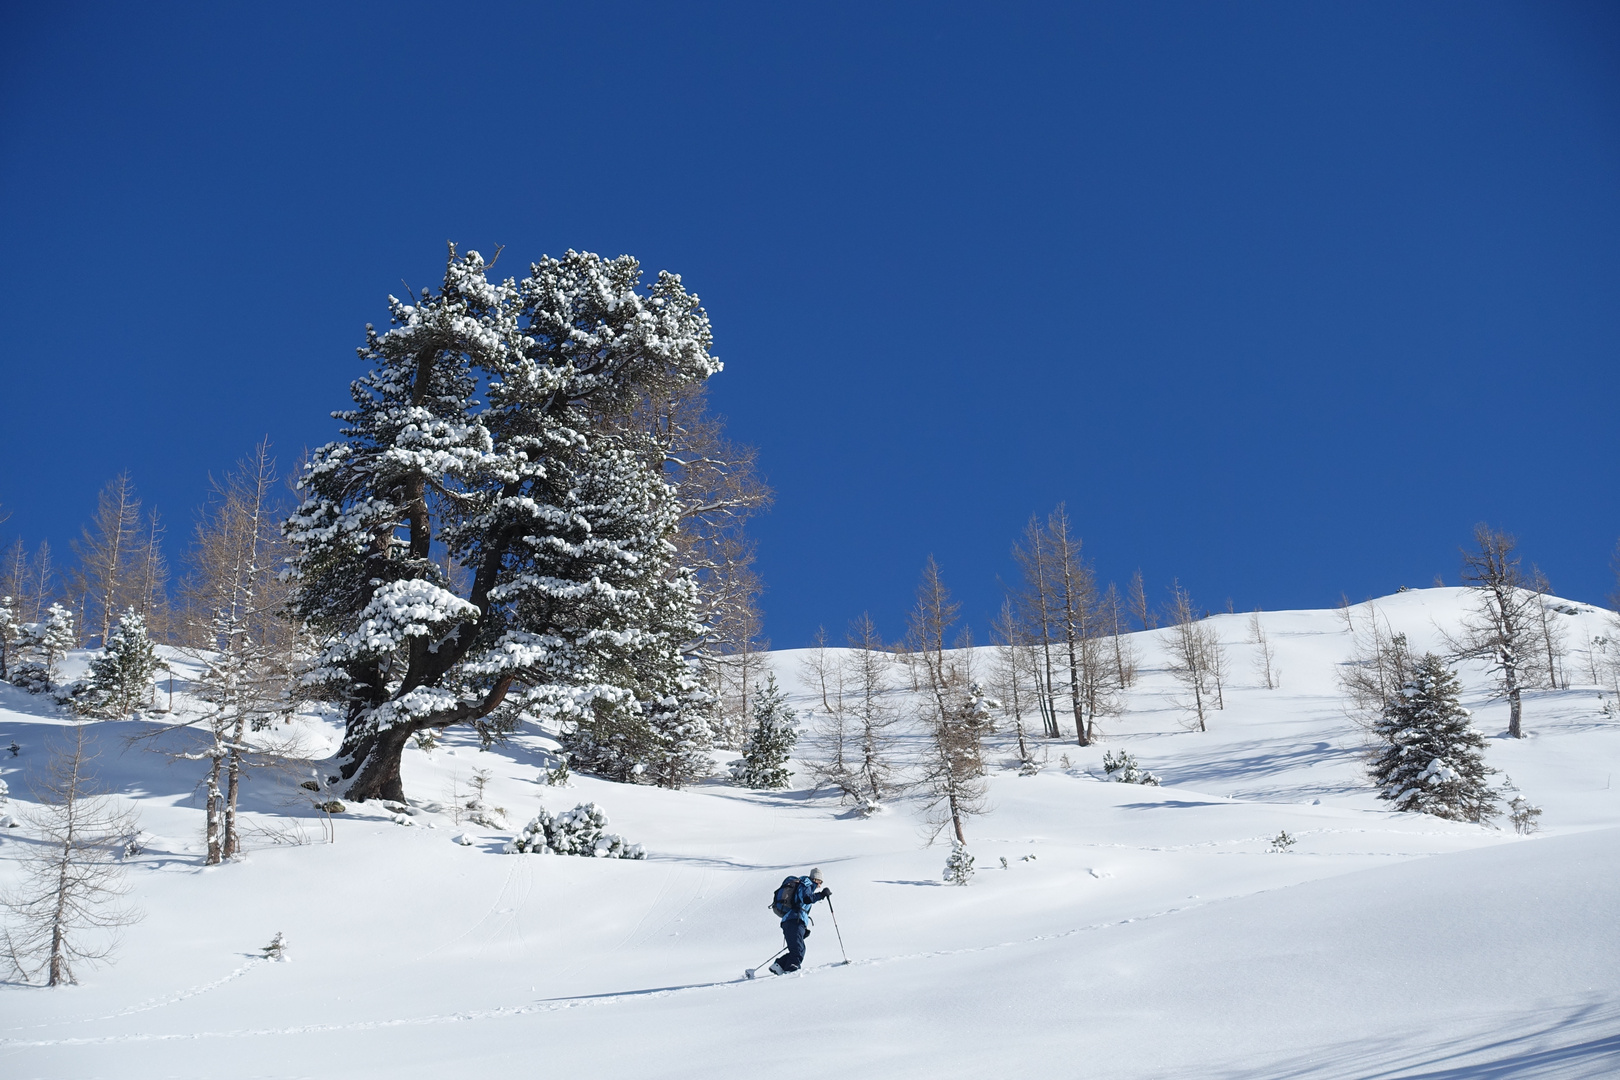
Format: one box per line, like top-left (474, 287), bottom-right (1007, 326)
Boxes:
top-left (2, 588), bottom-right (1618, 1078)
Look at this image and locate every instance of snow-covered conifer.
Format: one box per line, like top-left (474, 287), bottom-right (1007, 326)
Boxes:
top-left (0, 595), bottom-right (18, 681)
top-left (943, 842), bottom-right (975, 885)
top-left (287, 247), bottom-right (721, 802)
top-left (80, 609), bottom-right (158, 719)
top-left (30, 604), bottom-right (77, 691)
top-left (1102, 748), bottom-right (1161, 786)
top-left (734, 673), bottom-right (797, 789)
top-left (504, 802), bottom-right (645, 858)
top-left (1369, 652), bottom-right (1497, 823)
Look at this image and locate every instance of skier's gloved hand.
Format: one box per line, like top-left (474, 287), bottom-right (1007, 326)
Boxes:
top-left (817, 887), bottom-right (831, 899)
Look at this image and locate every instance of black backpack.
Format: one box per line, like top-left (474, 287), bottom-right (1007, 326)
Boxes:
top-left (770, 876), bottom-right (801, 917)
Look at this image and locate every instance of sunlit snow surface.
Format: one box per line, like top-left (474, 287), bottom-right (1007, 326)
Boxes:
top-left (1, 588), bottom-right (1617, 1078)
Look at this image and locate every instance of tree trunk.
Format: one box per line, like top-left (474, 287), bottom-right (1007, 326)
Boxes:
top-left (1067, 633), bottom-right (1088, 747)
top-left (337, 722), bottom-right (415, 803)
top-left (205, 755), bottom-right (224, 865)
top-left (222, 715), bottom-right (246, 859)
top-left (1506, 665), bottom-right (1523, 739)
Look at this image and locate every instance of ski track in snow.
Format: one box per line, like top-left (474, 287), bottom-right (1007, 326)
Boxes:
top-left (0, 897), bottom-right (1209, 1049)
top-left (1, 957), bottom-right (269, 1033)
top-left (409, 852), bottom-right (529, 964)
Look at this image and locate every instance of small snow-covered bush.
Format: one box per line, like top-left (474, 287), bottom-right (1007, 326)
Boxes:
top-left (9, 662), bottom-right (51, 695)
top-left (0, 778), bottom-right (8, 804)
top-left (1102, 749), bottom-right (1160, 786)
top-left (1508, 796), bottom-right (1542, 835)
top-left (943, 842), bottom-right (975, 885)
top-left (504, 802), bottom-right (645, 859)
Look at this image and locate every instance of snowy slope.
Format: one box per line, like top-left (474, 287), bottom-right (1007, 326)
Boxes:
top-left (1, 588), bottom-right (1617, 1079)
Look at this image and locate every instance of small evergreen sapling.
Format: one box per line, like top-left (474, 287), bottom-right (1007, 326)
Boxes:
top-left (733, 673), bottom-right (797, 789)
top-left (943, 842), bottom-right (975, 885)
top-left (1369, 653), bottom-right (1498, 823)
top-left (261, 932), bottom-right (289, 961)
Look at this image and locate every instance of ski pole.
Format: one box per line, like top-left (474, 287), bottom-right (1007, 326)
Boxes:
top-left (826, 896), bottom-right (850, 965)
top-left (746, 947), bottom-right (786, 979)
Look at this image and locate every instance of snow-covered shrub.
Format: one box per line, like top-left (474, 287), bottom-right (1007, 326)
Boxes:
top-left (1508, 796), bottom-right (1542, 835)
top-left (541, 753), bottom-right (571, 787)
top-left (456, 768), bottom-right (507, 828)
top-left (1102, 749), bottom-right (1161, 786)
top-left (943, 842), bottom-right (975, 885)
top-left (504, 802), bottom-right (645, 859)
top-left (0, 778), bottom-right (8, 804)
top-left (261, 932), bottom-right (288, 961)
top-left (1270, 829), bottom-right (1296, 852)
top-left (1369, 653), bottom-right (1497, 823)
top-left (733, 673), bottom-right (797, 789)
top-left (9, 662), bottom-right (51, 695)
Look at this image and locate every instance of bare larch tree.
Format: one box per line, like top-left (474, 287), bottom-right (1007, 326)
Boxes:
top-left (1446, 524), bottom-right (1543, 739)
top-left (2, 724), bottom-right (141, 986)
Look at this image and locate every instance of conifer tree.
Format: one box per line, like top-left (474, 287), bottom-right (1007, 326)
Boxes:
top-left (286, 247), bottom-right (723, 802)
top-left (1, 725), bottom-right (140, 985)
top-left (0, 595), bottom-right (18, 681)
top-left (909, 560), bottom-right (990, 848)
top-left (70, 473), bottom-right (147, 647)
top-left (80, 609), bottom-right (159, 719)
top-left (37, 604), bottom-right (76, 691)
top-left (1445, 525), bottom-right (1543, 738)
top-left (735, 673), bottom-right (797, 789)
top-left (1370, 653), bottom-right (1498, 823)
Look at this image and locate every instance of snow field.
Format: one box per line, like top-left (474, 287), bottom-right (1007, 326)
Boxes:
top-left (0, 587), bottom-right (1617, 1077)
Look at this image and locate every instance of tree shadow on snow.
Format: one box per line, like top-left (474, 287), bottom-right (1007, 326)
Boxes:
top-left (1220, 997), bottom-right (1620, 1080)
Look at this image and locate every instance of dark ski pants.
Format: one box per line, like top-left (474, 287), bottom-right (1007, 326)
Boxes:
top-left (780, 917), bottom-right (810, 972)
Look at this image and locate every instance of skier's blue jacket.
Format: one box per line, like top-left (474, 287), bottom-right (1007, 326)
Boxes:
top-left (780, 877), bottom-right (827, 924)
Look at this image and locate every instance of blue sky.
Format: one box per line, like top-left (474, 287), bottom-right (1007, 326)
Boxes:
top-left (1, 2), bottom-right (1617, 647)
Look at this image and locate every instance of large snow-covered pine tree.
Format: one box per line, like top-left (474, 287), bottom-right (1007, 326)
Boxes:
top-left (286, 247), bottom-right (721, 802)
top-left (1369, 652), bottom-right (1497, 823)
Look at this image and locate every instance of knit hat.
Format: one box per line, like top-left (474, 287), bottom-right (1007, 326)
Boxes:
top-left (809, 867), bottom-right (824, 883)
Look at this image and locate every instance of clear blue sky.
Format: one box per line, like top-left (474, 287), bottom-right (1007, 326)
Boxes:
top-left (2, 2), bottom-right (1617, 648)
